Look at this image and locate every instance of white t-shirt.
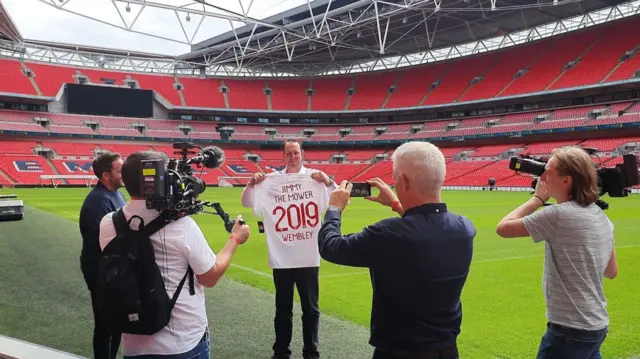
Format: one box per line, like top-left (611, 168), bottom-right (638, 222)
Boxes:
top-left (253, 173), bottom-right (330, 269)
top-left (99, 200), bottom-right (216, 356)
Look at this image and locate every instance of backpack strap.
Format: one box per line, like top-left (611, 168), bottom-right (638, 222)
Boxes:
top-left (141, 216), bottom-right (172, 238)
top-left (169, 266), bottom-right (196, 310)
top-left (113, 209), bottom-right (147, 237)
top-left (141, 216), bottom-right (197, 302)
top-left (112, 208), bottom-right (130, 237)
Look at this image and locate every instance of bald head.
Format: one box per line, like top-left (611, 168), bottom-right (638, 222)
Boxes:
top-left (391, 141), bottom-right (446, 196)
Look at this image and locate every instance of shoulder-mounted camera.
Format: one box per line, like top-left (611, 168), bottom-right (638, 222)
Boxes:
top-left (508, 149), bottom-right (639, 210)
top-left (138, 142), bottom-right (240, 231)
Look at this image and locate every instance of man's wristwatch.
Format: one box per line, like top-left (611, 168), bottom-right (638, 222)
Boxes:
top-left (328, 205), bottom-right (341, 212)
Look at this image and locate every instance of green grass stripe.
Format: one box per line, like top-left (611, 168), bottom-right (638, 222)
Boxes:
top-left (1, 187), bottom-right (638, 358)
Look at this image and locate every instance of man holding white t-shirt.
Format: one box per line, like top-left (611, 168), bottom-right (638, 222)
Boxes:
top-left (241, 139), bottom-right (336, 359)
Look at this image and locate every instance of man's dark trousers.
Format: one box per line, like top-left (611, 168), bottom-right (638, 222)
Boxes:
top-left (372, 346), bottom-right (459, 359)
top-left (272, 267), bottom-right (320, 359)
top-left (81, 265), bottom-right (121, 359)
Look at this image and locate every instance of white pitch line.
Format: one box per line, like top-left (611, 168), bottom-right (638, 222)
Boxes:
top-left (229, 244), bottom-right (640, 279)
top-left (615, 244), bottom-right (640, 249)
top-left (471, 243), bottom-right (640, 265)
top-left (230, 264), bottom-right (272, 278)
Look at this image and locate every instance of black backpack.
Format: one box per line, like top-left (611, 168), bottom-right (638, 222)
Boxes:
top-left (95, 208), bottom-right (195, 335)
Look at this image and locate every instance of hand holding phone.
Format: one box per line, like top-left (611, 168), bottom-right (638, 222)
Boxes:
top-left (350, 182), bottom-right (371, 197)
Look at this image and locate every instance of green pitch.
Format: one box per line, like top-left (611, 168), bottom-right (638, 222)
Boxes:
top-left (1, 187), bottom-right (639, 359)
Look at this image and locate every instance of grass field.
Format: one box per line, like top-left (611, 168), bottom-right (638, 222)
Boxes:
top-left (1, 187), bottom-right (639, 358)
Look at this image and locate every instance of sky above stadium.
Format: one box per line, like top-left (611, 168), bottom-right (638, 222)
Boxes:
top-left (2, 0), bottom-right (306, 56)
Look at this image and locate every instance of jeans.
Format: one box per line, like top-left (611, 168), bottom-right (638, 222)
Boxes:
top-left (123, 330), bottom-right (210, 359)
top-left (272, 267), bottom-right (320, 359)
top-left (537, 322), bottom-right (608, 359)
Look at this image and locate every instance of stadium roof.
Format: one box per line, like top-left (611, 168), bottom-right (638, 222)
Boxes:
top-left (180, 0), bottom-right (630, 73)
top-left (0, 0), bottom-right (21, 43)
top-left (1, 0), bottom-right (639, 76)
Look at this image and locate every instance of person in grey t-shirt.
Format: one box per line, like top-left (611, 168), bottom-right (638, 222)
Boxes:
top-left (496, 146), bottom-right (618, 359)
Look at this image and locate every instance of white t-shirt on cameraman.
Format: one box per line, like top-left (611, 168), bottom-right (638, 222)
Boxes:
top-left (253, 173), bottom-right (330, 269)
top-left (99, 200), bottom-right (216, 356)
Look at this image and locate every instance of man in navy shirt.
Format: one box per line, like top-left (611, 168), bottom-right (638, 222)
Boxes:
top-left (318, 142), bottom-right (476, 359)
top-left (79, 152), bottom-right (126, 359)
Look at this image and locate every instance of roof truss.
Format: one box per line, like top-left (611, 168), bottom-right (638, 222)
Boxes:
top-left (2, 0), bottom-right (636, 76)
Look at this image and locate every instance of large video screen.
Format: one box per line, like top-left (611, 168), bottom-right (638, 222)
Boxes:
top-left (66, 84), bottom-right (153, 118)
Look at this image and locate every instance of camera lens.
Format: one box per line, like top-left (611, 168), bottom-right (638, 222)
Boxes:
top-left (193, 178), bottom-right (206, 195)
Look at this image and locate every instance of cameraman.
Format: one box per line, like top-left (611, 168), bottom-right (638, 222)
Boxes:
top-left (99, 151), bottom-right (251, 358)
top-left (318, 142), bottom-right (476, 359)
top-left (496, 146), bottom-right (618, 359)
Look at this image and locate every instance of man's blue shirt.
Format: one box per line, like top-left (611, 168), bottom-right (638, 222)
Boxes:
top-left (79, 181), bottom-right (126, 278)
top-left (318, 203), bottom-right (476, 352)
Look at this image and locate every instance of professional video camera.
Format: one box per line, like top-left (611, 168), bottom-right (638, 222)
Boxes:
top-left (508, 149), bottom-right (639, 210)
top-left (140, 142), bottom-right (241, 231)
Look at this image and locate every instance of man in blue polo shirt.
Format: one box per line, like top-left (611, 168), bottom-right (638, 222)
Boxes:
top-left (79, 152), bottom-right (126, 359)
top-left (318, 141), bottom-right (476, 359)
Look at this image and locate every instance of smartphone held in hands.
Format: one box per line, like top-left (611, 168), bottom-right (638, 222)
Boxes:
top-left (350, 182), bottom-right (371, 197)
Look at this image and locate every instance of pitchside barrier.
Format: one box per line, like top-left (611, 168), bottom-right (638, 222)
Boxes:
top-left (443, 186), bottom-right (532, 192)
top-left (219, 176), bottom-right (252, 187)
top-left (442, 185), bottom-right (640, 194)
top-left (9, 176), bottom-right (637, 195)
top-left (0, 334), bottom-right (85, 359)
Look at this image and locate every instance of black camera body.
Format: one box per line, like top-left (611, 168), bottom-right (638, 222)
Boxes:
top-left (139, 142), bottom-right (239, 231)
top-left (508, 152), bottom-right (639, 208)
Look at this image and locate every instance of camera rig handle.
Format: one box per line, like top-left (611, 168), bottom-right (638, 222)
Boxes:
top-left (200, 201), bottom-right (246, 233)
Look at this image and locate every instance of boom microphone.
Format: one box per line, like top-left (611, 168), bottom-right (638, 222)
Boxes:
top-left (188, 146), bottom-right (225, 169)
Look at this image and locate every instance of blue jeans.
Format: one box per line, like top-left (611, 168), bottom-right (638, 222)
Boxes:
top-left (123, 330), bottom-right (210, 359)
top-left (537, 322), bottom-right (607, 359)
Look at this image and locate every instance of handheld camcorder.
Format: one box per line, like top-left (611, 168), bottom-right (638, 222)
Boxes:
top-left (140, 142), bottom-right (242, 231)
top-left (509, 151), bottom-right (639, 210)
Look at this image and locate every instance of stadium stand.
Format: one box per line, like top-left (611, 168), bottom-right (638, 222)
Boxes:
top-left (270, 79), bottom-right (310, 111)
top-left (0, 59), bottom-right (35, 95)
top-left (460, 41), bottom-right (548, 101)
top-left (1, 99), bottom-right (640, 145)
top-left (386, 64), bottom-right (448, 108)
top-left (502, 27), bottom-right (601, 96)
top-left (26, 62), bottom-right (78, 97)
top-left (1, 133), bottom-right (639, 189)
top-left (349, 72), bottom-right (398, 110)
top-left (0, 155), bottom-right (55, 185)
top-left (550, 18), bottom-right (640, 89)
top-left (180, 78), bottom-right (223, 108)
top-left (424, 52), bottom-right (498, 105)
top-left (310, 77), bottom-right (352, 111)
top-left (225, 79), bottom-right (268, 110)
top-left (1, 18), bottom-right (638, 113)
top-left (134, 73), bottom-right (181, 105)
